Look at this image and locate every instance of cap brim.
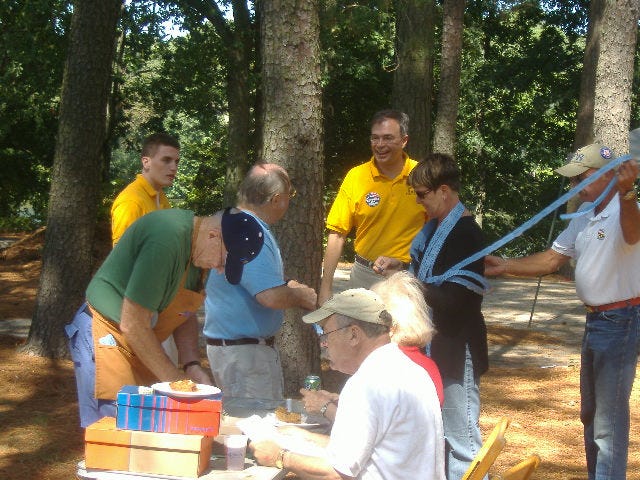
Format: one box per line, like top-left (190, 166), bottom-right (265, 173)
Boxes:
top-left (555, 163), bottom-right (589, 178)
top-left (302, 307), bottom-right (334, 324)
top-left (224, 259), bottom-right (243, 285)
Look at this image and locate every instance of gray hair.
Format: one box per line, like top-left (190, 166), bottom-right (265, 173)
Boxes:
top-left (371, 271), bottom-right (435, 347)
top-left (237, 163), bottom-right (290, 206)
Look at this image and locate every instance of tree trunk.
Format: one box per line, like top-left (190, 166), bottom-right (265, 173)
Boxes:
top-left (432, 0), bottom-right (465, 156)
top-left (392, 0), bottom-right (435, 160)
top-left (573, 0), bottom-right (603, 150)
top-left (261, 0), bottom-right (324, 396)
top-left (28, 0), bottom-right (121, 358)
top-left (592, 0), bottom-right (639, 152)
top-left (223, 0), bottom-right (255, 205)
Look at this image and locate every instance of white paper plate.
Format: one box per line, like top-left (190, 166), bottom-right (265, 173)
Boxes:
top-left (151, 382), bottom-right (221, 398)
top-left (265, 412), bottom-right (320, 428)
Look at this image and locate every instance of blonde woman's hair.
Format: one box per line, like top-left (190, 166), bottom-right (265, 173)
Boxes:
top-left (371, 271), bottom-right (435, 347)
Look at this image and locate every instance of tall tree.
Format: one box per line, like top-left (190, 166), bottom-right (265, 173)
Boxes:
top-left (592, 0), bottom-right (639, 151)
top-left (28, 0), bottom-right (121, 358)
top-left (573, 0), bottom-right (603, 149)
top-left (392, 0), bottom-right (435, 159)
top-left (433, 0), bottom-right (465, 156)
top-left (261, 0), bottom-right (324, 395)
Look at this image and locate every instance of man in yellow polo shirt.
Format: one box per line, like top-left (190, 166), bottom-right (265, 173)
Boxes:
top-left (318, 110), bottom-right (426, 305)
top-left (111, 132), bottom-right (180, 245)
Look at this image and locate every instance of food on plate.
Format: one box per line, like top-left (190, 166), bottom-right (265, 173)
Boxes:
top-left (275, 406), bottom-right (301, 424)
top-left (169, 379), bottom-right (199, 392)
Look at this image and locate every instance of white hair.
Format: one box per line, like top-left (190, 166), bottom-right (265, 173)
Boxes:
top-left (370, 271), bottom-right (435, 347)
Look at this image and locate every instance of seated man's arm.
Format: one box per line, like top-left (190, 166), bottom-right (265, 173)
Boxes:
top-left (250, 439), bottom-right (349, 480)
top-left (255, 282), bottom-right (317, 310)
top-left (119, 297), bottom-right (184, 381)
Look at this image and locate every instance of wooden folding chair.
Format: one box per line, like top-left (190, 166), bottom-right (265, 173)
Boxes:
top-left (461, 417), bottom-right (510, 480)
top-left (498, 454), bottom-right (541, 480)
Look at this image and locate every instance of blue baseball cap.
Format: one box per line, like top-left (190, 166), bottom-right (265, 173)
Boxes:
top-left (221, 208), bottom-right (264, 285)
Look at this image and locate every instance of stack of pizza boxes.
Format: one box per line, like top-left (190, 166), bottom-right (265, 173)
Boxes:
top-left (84, 385), bottom-right (222, 477)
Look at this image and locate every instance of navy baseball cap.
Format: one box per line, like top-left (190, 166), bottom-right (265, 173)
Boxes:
top-left (221, 207), bottom-right (264, 285)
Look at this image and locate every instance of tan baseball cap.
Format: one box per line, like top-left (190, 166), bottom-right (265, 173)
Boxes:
top-left (555, 143), bottom-right (616, 178)
top-left (302, 288), bottom-right (391, 326)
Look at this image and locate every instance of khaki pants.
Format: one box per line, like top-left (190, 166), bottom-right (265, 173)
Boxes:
top-left (206, 343), bottom-right (284, 400)
top-left (348, 260), bottom-right (386, 290)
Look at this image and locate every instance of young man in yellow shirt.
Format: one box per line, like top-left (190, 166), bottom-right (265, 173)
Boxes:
top-left (111, 133), bottom-right (180, 245)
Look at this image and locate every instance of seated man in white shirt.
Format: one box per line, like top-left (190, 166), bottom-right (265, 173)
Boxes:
top-left (249, 288), bottom-right (445, 480)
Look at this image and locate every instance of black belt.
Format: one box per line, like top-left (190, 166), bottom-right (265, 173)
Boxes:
top-left (354, 254), bottom-right (410, 270)
top-left (206, 336), bottom-right (275, 347)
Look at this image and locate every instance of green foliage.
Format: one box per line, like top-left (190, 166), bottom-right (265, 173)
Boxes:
top-left (320, 0), bottom-right (396, 190)
top-left (109, 9), bottom-right (229, 216)
top-left (455, 0), bottom-right (587, 256)
top-left (0, 0), bottom-right (71, 227)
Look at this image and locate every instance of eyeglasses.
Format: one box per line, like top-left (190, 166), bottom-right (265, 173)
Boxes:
top-left (289, 187), bottom-right (297, 199)
top-left (314, 323), bottom-right (353, 343)
top-left (414, 188), bottom-right (432, 199)
top-left (370, 135), bottom-right (400, 146)
top-left (569, 170), bottom-right (595, 187)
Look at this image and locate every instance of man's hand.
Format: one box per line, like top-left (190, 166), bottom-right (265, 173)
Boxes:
top-left (248, 439), bottom-right (281, 467)
top-left (184, 364), bottom-right (213, 385)
top-left (372, 256), bottom-right (403, 277)
top-left (484, 255), bottom-right (507, 277)
top-left (616, 158), bottom-right (639, 194)
top-left (299, 388), bottom-right (339, 414)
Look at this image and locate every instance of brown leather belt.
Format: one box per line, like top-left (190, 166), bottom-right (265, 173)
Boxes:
top-left (354, 254), bottom-right (410, 270)
top-left (206, 336), bottom-right (275, 347)
top-left (585, 296), bottom-right (640, 313)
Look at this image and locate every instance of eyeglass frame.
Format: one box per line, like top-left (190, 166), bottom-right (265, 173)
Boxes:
top-left (569, 169), bottom-right (596, 187)
top-left (414, 187), bottom-right (433, 199)
top-left (313, 323), bottom-right (353, 344)
top-left (369, 134), bottom-right (405, 146)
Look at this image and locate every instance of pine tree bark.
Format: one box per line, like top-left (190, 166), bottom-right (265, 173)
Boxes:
top-left (28, 0), bottom-right (121, 358)
top-left (433, 0), bottom-right (465, 156)
top-left (261, 0), bottom-right (324, 396)
top-left (592, 0), bottom-right (639, 152)
top-left (392, 0), bottom-right (435, 159)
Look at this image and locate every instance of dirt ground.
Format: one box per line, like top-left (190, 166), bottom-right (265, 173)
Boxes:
top-left (0, 230), bottom-right (639, 480)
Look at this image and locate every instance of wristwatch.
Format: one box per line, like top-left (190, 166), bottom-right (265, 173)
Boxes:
top-left (275, 448), bottom-right (289, 469)
top-left (622, 189), bottom-right (637, 201)
top-left (320, 400), bottom-right (334, 417)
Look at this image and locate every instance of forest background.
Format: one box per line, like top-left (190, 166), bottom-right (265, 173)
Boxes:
top-left (1, 0), bottom-right (639, 394)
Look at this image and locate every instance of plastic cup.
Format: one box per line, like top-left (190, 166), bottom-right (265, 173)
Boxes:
top-left (224, 434), bottom-right (248, 471)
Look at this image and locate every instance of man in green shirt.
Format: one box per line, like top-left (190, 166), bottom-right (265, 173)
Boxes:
top-left (66, 208), bottom-right (264, 427)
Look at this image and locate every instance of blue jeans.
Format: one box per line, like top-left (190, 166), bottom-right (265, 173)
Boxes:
top-left (65, 304), bottom-right (116, 428)
top-left (442, 346), bottom-right (484, 480)
top-left (581, 305), bottom-right (640, 480)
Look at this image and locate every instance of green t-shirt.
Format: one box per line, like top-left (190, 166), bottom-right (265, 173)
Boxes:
top-left (86, 209), bottom-right (201, 323)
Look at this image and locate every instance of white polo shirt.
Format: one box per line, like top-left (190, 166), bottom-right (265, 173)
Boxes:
top-left (552, 197), bottom-right (640, 306)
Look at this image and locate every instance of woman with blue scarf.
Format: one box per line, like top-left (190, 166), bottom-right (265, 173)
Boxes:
top-left (375, 153), bottom-right (489, 480)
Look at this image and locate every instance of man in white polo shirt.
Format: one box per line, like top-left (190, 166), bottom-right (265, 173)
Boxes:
top-left (249, 288), bottom-right (445, 479)
top-left (485, 143), bottom-right (640, 480)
